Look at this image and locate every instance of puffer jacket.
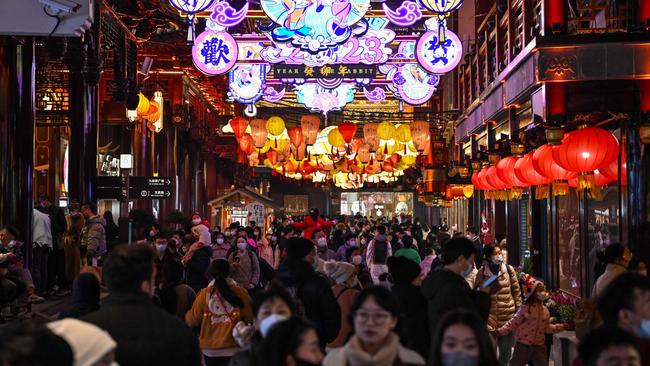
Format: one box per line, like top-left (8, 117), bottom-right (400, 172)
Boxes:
top-left (476, 262), bottom-right (522, 329)
top-left (81, 215), bottom-right (107, 258)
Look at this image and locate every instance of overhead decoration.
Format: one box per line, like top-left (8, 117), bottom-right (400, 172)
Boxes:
top-left (228, 64), bottom-right (269, 104)
top-left (416, 0), bottom-right (463, 43)
top-left (382, 1), bottom-right (423, 27)
top-left (416, 18), bottom-right (463, 74)
top-left (210, 0), bottom-right (249, 28)
top-left (169, 0), bottom-right (216, 42)
top-left (192, 30), bottom-right (238, 75)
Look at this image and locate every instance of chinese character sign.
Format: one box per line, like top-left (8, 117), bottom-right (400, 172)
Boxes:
top-left (192, 30), bottom-right (239, 75)
top-left (415, 29), bottom-right (462, 74)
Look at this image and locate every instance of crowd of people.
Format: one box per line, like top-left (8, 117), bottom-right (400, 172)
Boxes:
top-left (0, 205), bottom-right (646, 366)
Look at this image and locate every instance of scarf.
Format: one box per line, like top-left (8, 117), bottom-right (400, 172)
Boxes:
top-left (344, 333), bottom-right (400, 366)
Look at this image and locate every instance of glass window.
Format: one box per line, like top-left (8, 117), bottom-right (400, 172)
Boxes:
top-left (557, 191), bottom-right (581, 296)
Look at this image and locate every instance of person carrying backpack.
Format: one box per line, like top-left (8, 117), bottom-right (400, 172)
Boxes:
top-left (366, 225), bottom-right (392, 283)
top-left (228, 236), bottom-right (261, 291)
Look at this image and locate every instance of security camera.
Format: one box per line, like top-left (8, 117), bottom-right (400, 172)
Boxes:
top-left (39, 0), bottom-right (81, 15)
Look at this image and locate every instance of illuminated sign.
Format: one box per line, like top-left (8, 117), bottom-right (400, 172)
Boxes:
top-left (416, 29), bottom-right (463, 74)
top-left (192, 30), bottom-right (238, 75)
top-left (273, 64), bottom-right (376, 79)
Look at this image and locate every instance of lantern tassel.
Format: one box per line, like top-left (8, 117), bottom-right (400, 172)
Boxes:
top-left (577, 172), bottom-right (602, 200)
top-left (552, 180), bottom-right (569, 197)
top-left (187, 14), bottom-right (196, 44)
top-left (438, 19), bottom-right (446, 44)
top-left (274, 137), bottom-right (278, 149)
top-left (535, 185), bottom-right (550, 200)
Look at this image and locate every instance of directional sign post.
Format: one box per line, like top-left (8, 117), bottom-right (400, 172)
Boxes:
top-left (96, 176), bottom-right (173, 200)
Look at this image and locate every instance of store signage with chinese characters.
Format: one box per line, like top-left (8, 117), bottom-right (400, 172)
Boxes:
top-left (192, 30), bottom-right (239, 76)
top-left (273, 64), bottom-right (377, 79)
top-left (95, 176), bottom-right (173, 200)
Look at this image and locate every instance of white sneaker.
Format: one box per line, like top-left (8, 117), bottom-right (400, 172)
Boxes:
top-left (27, 294), bottom-right (45, 304)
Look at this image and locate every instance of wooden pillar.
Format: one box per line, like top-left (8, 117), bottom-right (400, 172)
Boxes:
top-left (543, 0), bottom-right (566, 35)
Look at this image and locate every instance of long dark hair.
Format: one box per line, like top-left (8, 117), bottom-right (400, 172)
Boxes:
top-left (429, 310), bottom-right (498, 366)
top-left (253, 317), bottom-right (316, 366)
top-left (209, 259), bottom-right (244, 308)
top-left (159, 260), bottom-right (184, 315)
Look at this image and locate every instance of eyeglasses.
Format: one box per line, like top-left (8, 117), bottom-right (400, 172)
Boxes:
top-left (354, 311), bottom-right (392, 324)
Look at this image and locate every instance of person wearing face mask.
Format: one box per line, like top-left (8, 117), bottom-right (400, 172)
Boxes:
top-left (324, 261), bottom-right (361, 349)
top-left (228, 236), bottom-right (261, 291)
top-left (259, 232), bottom-right (281, 270)
top-left (346, 247), bottom-right (372, 288)
top-left (475, 245), bottom-right (521, 366)
top-left (366, 225), bottom-right (392, 284)
top-left (153, 239), bottom-right (176, 289)
top-left (421, 237), bottom-right (495, 336)
top-left (594, 272), bottom-right (650, 365)
top-left (213, 233), bottom-right (230, 260)
top-left (592, 243), bottom-right (631, 298)
top-left (323, 286), bottom-right (425, 366)
top-left (83, 244), bottom-right (201, 366)
top-left (497, 277), bottom-right (565, 366)
top-left (429, 310), bottom-right (498, 366)
top-left (253, 317), bottom-right (324, 366)
top-left (336, 234), bottom-right (358, 262)
top-left (229, 285), bottom-right (296, 366)
top-left (183, 229), bottom-right (214, 293)
top-left (313, 229), bottom-right (336, 261)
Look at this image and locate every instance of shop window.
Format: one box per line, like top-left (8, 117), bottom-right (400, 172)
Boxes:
top-left (557, 191), bottom-right (581, 296)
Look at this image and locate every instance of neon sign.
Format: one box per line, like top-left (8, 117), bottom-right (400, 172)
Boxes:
top-left (192, 30), bottom-right (238, 75)
top-left (416, 28), bottom-right (462, 74)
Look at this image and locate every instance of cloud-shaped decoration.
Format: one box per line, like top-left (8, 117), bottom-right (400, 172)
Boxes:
top-left (263, 87), bottom-right (286, 103)
top-left (363, 87), bottom-right (386, 102)
top-left (211, 0), bottom-right (249, 28)
top-left (382, 1), bottom-right (423, 27)
top-left (356, 78), bottom-right (372, 86)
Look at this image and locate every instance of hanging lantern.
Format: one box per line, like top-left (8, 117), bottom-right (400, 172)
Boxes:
top-left (266, 150), bottom-right (279, 166)
top-left (249, 118), bottom-right (268, 149)
top-left (271, 138), bottom-right (289, 152)
top-left (394, 124), bottom-right (412, 143)
top-left (357, 144), bottom-right (371, 164)
top-left (301, 115), bottom-right (320, 146)
top-left (471, 171), bottom-right (482, 190)
top-left (151, 91), bottom-right (164, 133)
top-left (230, 116), bottom-right (249, 140)
top-left (515, 153), bottom-right (552, 200)
top-left (532, 144), bottom-right (577, 196)
top-left (463, 185), bottom-right (474, 198)
top-left (288, 127), bottom-right (304, 148)
top-left (477, 168), bottom-right (495, 191)
top-left (363, 123), bottom-right (380, 152)
top-left (168, 0), bottom-right (216, 43)
top-left (338, 121), bottom-right (357, 144)
top-left (328, 128), bottom-right (346, 148)
top-left (238, 133), bottom-right (254, 154)
top-left (417, 0), bottom-right (463, 43)
top-left (598, 156), bottom-right (620, 185)
top-left (377, 122), bottom-right (396, 141)
top-left (410, 121), bottom-right (430, 153)
top-left (136, 93), bottom-right (150, 116)
top-left (266, 116), bottom-right (286, 136)
top-left (496, 156), bottom-right (527, 200)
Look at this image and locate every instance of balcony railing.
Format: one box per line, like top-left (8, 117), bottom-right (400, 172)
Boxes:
top-left (567, 0), bottom-right (633, 34)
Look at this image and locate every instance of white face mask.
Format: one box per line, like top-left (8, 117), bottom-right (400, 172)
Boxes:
top-left (351, 255), bottom-right (362, 265)
top-left (149, 230), bottom-right (157, 237)
top-left (317, 237), bottom-right (328, 247)
top-left (271, 236), bottom-right (277, 242)
top-left (192, 218), bottom-right (201, 225)
top-left (216, 238), bottom-right (224, 245)
top-left (6, 240), bottom-right (16, 249)
top-left (492, 255), bottom-right (504, 265)
top-left (237, 242), bottom-right (248, 251)
top-left (360, 238), bottom-right (367, 245)
top-left (348, 240), bottom-right (357, 247)
top-left (155, 244), bottom-right (167, 253)
top-left (259, 314), bottom-right (288, 337)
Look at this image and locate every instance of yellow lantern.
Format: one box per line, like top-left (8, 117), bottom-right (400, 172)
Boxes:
top-left (463, 185), bottom-right (474, 198)
top-left (271, 137), bottom-right (289, 151)
top-left (136, 93), bottom-right (150, 116)
top-left (328, 128), bottom-right (345, 148)
top-left (249, 119), bottom-right (268, 149)
top-left (401, 155), bottom-right (416, 166)
top-left (377, 122), bottom-right (395, 140)
top-left (394, 124), bottom-right (412, 143)
top-left (266, 116), bottom-right (285, 136)
top-left (363, 123), bottom-right (379, 152)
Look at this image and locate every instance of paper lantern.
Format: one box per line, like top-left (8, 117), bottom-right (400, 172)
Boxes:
top-left (338, 121), bottom-right (357, 143)
top-left (266, 150), bottom-right (278, 165)
top-left (569, 169), bottom-right (614, 188)
top-left (248, 119), bottom-right (268, 149)
top-left (514, 153), bottom-right (552, 186)
top-left (496, 156), bottom-right (528, 187)
top-left (485, 166), bottom-right (507, 190)
top-left (532, 144), bottom-right (577, 181)
top-left (328, 128), bottom-right (345, 148)
top-left (382, 160), bottom-right (394, 173)
top-left (136, 93), bottom-right (150, 116)
top-left (230, 116), bottom-right (249, 139)
top-left (377, 122), bottom-right (396, 141)
top-left (477, 169), bottom-right (495, 190)
top-left (301, 115), bottom-right (320, 145)
top-left (144, 101), bottom-right (159, 117)
top-left (271, 138), bottom-right (289, 151)
top-left (410, 121), bottom-right (430, 152)
top-left (394, 124), bottom-right (412, 143)
top-left (463, 185), bottom-right (474, 198)
top-left (239, 133), bottom-right (254, 154)
top-left (363, 123), bottom-right (380, 151)
top-left (552, 127), bottom-right (619, 173)
top-left (358, 144), bottom-right (371, 164)
top-left (266, 116), bottom-right (286, 136)
top-left (471, 171), bottom-right (482, 190)
top-left (598, 156), bottom-right (619, 183)
top-left (401, 155), bottom-right (417, 166)
top-left (288, 127), bottom-right (304, 148)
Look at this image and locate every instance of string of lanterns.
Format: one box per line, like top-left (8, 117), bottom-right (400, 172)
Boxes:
top-left (230, 116), bottom-right (432, 189)
top-left (472, 126), bottom-right (621, 201)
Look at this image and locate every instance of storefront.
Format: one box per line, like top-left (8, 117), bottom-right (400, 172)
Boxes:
top-left (207, 187), bottom-right (280, 232)
top-left (340, 192), bottom-right (413, 218)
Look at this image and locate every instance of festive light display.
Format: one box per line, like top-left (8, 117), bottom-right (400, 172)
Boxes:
top-left (169, 0), bottom-right (215, 42)
top-left (192, 30), bottom-right (238, 75)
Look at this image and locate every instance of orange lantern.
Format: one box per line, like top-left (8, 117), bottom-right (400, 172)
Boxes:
top-left (301, 115), bottom-right (320, 146)
top-left (532, 144), bottom-right (576, 196)
top-left (338, 121), bottom-right (357, 144)
top-left (249, 119), bottom-right (268, 149)
top-left (238, 133), bottom-right (254, 154)
top-left (266, 150), bottom-right (279, 165)
top-left (288, 127), bottom-right (304, 148)
top-left (357, 143), bottom-right (371, 163)
top-left (230, 116), bottom-right (249, 139)
top-left (514, 153), bottom-right (552, 186)
top-left (471, 171), bottom-right (483, 190)
top-left (410, 121), bottom-right (430, 152)
top-left (363, 123), bottom-right (380, 152)
top-left (382, 160), bottom-right (394, 173)
top-left (145, 101), bottom-right (159, 117)
top-left (477, 169), bottom-right (495, 190)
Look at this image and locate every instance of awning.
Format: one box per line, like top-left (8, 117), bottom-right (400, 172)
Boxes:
top-left (207, 187), bottom-right (280, 210)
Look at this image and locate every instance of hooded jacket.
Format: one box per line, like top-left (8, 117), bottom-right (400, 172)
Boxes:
top-left (81, 215), bottom-right (107, 258)
top-left (476, 262), bottom-right (522, 329)
top-left (421, 267), bottom-right (491, 334)
top-left (275, 259), bottom-right (341, 347)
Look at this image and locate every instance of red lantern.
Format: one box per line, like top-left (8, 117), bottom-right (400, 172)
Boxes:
top-left (552, 127), bottom-right (619, 173)
top-left (496, 156), bottom-right (527, 187)
top-left (287, 127), bottom-right (304, 148)
top-left (338, 121), bottom-right (357, 144)
top-left (382, 160), bottom-right (394, 173)
top-left (238, 133), bottom-right (254, 154)
top-left (485, 166), bottom-right (507, 190)
top-left (569, 169), bottom-right (614, 187)
top-left (471, 171), bottom-right (482, 190)
top-left (230, 116), bottom-right (249, 139)
top-left (532, 144), bottom-right (577, 181)
top-left (477, 168), bottom-right (495, 190)
top-left (514, 153), bottom-right (552, 186)
top-left (266, 150), bottom-right (278, 165)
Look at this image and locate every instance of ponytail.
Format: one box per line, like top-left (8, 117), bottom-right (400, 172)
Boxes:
top-left (209, 259), bottom-right (244, 308)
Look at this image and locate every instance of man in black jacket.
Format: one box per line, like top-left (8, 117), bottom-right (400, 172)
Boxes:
top-left (83, 244), bottom-right (201, 366)
top-left (275, 237), bottom-right (341, 348)
top-left (421, 237), bottom-right (495, 335)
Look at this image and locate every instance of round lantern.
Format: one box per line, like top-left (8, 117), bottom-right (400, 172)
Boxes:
top-left (598, 157), bottom-right (619, 182)
top-left (485, 166), bottom-right (507, 190)
top-left (401, 155), bottom-right (417, 166)
top-left (496, 156), bottom-right (527, 187)
top-left (515, 153), bottom-right (552, 186)
top-left (301, 115), bottom-right (320, 146)
top-left (249, 119), bottom-right (268, 149)
top-left (328, 128), bottom-right (345, 148)
top-left (410, 121), bottom-right (430, 152)
top-left (471, 171), bottom-right (482, 190)
top-left (230, 116), bottom-right (249, 139)
top-left (338, 121), bottom-right (357, 144)
top-left (363, 123), bottom-right (380, 151)
top-left (136, 93), bottom-right (150, 116)
top-left (270, 137), bottom-right (289, 152)
top-left (394, 124), bottom-right (412, 143)
top-left (463, 185), bottom-right (474, 198)
top-left (145, 101), bottom-right (160, 121)
top-left (266, 116), bottom-right (285, 136)
top-left (532, 144), bottom-right (577, 181)
top-left (552, 126), bottom-right (619, 173)
top-left (477, 168), bottom-right (495, 190)
top-left (238, 133), bottom-right (254, 154)
top-left (377, 122), bottom-right (396, 141)
top-left (288, 127), bottom-right (304, 148)
top-left (569, 169), bottom-right (614, 188)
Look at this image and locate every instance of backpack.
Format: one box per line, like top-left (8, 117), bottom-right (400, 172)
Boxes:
top-left (373, 239), bottom-right (389, 264)
top-left (285, 285), bottom-right (307, 318)
top-left (257, 256), bottom-right (276, 287)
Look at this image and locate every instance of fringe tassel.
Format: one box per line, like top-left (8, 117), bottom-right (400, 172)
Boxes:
top-left (535, 185), bottom-right (549, 200)
top-left (552, 180), bottom-right (569, 197)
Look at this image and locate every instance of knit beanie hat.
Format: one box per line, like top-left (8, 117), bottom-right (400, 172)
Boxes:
top-left (387, 256), bottom-right (421, 284)
top-left (47, 318), bottom-right (116, 366)
top-left (323, 261), bottom-right (356, 284)
top-left (522, 274), bottom-right (544, 299)
top-left (286, 237), bottom-right (315, 259)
